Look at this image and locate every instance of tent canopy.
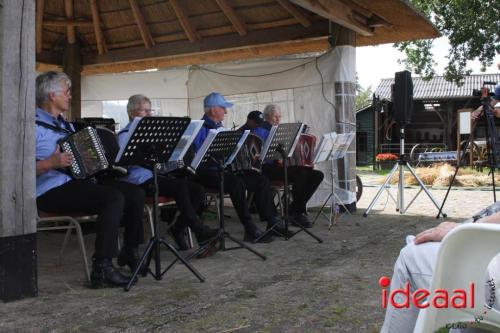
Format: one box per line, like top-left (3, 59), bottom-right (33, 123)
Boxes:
top-left (37, 0), bottom-right (439, 75)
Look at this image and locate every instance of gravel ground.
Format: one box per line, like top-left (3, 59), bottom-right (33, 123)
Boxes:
top-left (0, 180), bottom-right (494, 333)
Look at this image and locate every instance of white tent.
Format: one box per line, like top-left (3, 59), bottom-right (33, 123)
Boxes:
top-left (81, 47), bottom-right (357, 207)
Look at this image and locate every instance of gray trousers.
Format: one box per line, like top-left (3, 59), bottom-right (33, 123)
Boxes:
top-left (381, 202), bottom-right (500, 333)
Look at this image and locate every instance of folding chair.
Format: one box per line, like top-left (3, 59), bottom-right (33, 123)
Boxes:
top-left (414, 223), bottom-right (500, 333)
top-left (37, 211), bottom-right (96, 282)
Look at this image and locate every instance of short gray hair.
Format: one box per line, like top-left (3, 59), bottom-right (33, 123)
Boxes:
top-left (127, 94), bottom-right (151, 120)
top-left (36, 71), bottom-right (71, 106)
top-left (263, 104), bottom-right (280, 120)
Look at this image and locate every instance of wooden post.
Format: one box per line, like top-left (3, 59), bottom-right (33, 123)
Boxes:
top-left (0, 0), bottom-right (37, 302)
top-left (331, 23), bottom-right (357, 210)
top-left (63, 42), bottom-right (82, 121)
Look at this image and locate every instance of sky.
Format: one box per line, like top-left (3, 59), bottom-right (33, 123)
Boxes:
top-left (356, 37), bottom-right (500, 90)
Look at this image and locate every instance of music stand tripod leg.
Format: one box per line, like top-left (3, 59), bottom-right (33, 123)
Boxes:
top-left (363, 162), bottom-right (399, 217)
top-left (215, 161), bottom-right (267, 260)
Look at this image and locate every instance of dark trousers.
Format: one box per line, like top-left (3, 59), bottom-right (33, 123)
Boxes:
top-left (142, 177), bottom-right (206, 235)
top-left (37, 179), bottom-right (145, 259)
top-left (100, 179), bottom-right (145, 249)
top-left (196, 171), bottom-right (276, 231)
top-left (262, 165), bottom-right (324, 215)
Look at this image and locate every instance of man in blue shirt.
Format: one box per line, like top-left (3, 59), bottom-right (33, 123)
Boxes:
top-left (35, 72), bottom-right (145, 288)
top-left (193, 93), bottom-right (287, 243)
top-left (118, 94), bottom-right (219, 255)
top-left (256, 104), bottom-right (324, 228)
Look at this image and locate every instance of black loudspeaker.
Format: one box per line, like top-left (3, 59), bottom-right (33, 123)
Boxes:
top-left (393, 70), bottom-right (413, 125)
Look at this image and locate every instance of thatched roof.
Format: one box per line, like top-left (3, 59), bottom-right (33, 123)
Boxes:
top-left (37, 0), bottom-right (439, 75)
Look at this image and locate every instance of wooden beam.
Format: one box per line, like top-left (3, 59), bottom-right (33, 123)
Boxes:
top-left (83, 20), bottom-right (328, 65)
top-left (63, 42), bottom-right (82, 120)
top-left (64, 0), bottom-right (76, 44)
top-left (43, 19), bottom-right (93, 27)
top-left (36, 0), bottom-right (44, 53)
top-left (276, 0), bottom-right (311, 28)
top-left (288, 0), bottom-right (373, 36)
top-left (89, 0), bottom-right (106, 54)
top-left (169, 0), bottom-right (199, 42)
top-left (81, 38), bottom-right (329, 75)
top-left (129, 0), bottom-right (155, 48)
top-left (215, 0), bottom-right (247, 36)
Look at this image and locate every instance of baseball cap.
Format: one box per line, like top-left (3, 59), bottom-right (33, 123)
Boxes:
top-left (203, 92), bottom-right (233, 109)
top-left (247, 110), bottom-right (264, 124)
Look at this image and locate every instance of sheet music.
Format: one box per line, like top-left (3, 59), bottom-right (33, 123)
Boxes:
top-left (226, 130), bottom-right (250, 165)
top-left (168, 120), bottom-right (204, 163)
top-left (190, 128), bottom-right (226, 170)
top-left (115, 117), bottom-right (141, 163)
top-left (260, 125), bottom-right (278, 162)
top-left (313, 132), bottom-right (337, 164)
top-left (288, 123), bottom-right (305, 158)
top-left (331, 133), bottom-right (355, 160)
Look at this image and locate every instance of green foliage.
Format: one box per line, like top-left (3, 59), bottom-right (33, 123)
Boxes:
top-left (356, 84), bottom-right (373, 110)
top-left (396, 0), bottom-right (500, 84)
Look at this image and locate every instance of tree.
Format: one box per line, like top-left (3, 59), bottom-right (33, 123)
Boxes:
top-left (356, 85), bottom-right (373, 110)
top-left (396, 0), bottom-right (500, 84)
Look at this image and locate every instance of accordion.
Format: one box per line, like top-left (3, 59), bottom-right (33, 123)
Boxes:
top-left (59, 127), bottom-right (109, 179)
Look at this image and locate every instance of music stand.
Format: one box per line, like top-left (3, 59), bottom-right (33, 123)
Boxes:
top-left (311, 132), bottom-right (355, 226)
top-left (258, 123), bottom-right (323, 243)
top-left (115, 116), bottom-right (205, 291)
top-left (188, 129), bottom-right (266, 260)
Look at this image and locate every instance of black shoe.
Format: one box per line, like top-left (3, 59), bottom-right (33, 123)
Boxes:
top-left (291, 214), bottom-right (313, 228)
top-left (195, 226), bottom-right (220, 245)
top-left (244, 228), bottom-right (274, 243)
top-left (171, 226), bottom-right (190, 251)
top-left (91, 258), bottom-right (134, 288)
top-left (117, 247), bottom-right (147, 275)
top-left (267, 223), bottom-right (293, 238)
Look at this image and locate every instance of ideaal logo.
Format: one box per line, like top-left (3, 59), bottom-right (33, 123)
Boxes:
top-left (379, 276), bottom-right (496, 328)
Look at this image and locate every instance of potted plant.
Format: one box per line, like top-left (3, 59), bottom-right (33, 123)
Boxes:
top-left (376, 153), bottom-right (398, 170)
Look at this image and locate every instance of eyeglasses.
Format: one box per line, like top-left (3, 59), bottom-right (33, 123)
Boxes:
top-left (135, 108), bottom-right (154, 115)
top-left (54, 88), bottom-right (71, 97)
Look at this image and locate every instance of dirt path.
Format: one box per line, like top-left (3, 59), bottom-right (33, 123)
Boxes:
top-left (0, 185), bottom-right (492, 332)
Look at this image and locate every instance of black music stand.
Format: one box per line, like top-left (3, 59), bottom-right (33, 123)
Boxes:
top-left (189, 130), bottom-right (266, 260)
top-left (258, 123), bottom-right (323, 243)
top-left (115, 117), bottom-right (205, 291)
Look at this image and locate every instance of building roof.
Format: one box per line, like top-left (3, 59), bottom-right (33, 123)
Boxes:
top-left (374, 74), bottom-right (500, 101)
top-left (37, 0), bottom-right (439, 75)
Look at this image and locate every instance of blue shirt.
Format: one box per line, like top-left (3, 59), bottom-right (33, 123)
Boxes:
top-left (117, 120), bottom-right (153, 185)
top-left (192, 114), bottom-right (223, 153)
top-left (35, 107), bottom-right (74, 197)
top-left (252, 121), bottom-right (272, 142)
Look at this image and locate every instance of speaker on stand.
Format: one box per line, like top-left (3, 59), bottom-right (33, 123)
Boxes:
top-left (363, 70), bottom-right (445, 217)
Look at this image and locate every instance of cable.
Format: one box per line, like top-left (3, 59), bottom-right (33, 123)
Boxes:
top-left (195, 49), bottom-right (333, 78)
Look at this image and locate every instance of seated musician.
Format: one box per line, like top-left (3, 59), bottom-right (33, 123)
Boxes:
top-left (35, 72), bottom-right (145, 288)
top-left (239, 110), bottom-right (265, 131)
top-left (254, 104), bottom-right (324, 228)
top-left (192, 92), bottom-right (288, 243)
top-left (117, 94), bottom-right (220, 255)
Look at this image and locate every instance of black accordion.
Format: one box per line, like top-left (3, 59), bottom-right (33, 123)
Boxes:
top-left (58, 127), bottom-right (109, 179)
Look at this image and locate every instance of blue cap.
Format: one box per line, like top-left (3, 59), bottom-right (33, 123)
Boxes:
top-left (204, 92), bottom-right (233, 109)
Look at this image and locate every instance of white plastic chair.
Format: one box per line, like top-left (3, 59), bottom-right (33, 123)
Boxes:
top-left (414, 223), bottom-right (500, 333)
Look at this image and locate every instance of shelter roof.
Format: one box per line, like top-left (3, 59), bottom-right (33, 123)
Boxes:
top-left (37, 0), bottom-right (439, 74)
top-left (374, 74), bottom-right (500, 101)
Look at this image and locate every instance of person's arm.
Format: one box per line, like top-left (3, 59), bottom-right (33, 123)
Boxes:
top-left (36, 146), bottom-right (73, 176)
top-left (414, 212), bottom-right (500, 244)
top-left (471, 105), bottom-right (484, 120)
